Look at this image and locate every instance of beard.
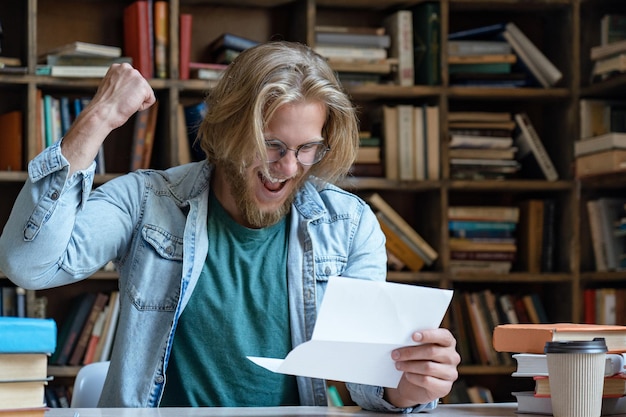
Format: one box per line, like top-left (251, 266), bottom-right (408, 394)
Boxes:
top-left (223, 161), bottom-right (304, 228)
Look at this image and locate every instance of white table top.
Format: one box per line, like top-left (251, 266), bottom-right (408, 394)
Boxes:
top-left (40, 403), bottom-right (556, 417)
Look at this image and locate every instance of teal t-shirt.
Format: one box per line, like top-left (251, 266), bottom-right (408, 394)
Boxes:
top-left (160, 192), bottom-right (299, 406)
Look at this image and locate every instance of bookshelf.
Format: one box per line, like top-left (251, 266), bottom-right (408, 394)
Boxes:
top-left (1, 0), bottom-right (626, 405)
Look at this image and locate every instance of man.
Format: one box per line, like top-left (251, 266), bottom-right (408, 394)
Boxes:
top-left (0, 41), bottom-right (459, 410)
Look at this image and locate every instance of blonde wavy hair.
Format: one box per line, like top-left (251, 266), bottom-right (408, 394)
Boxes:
top-left (198, 41), bottom-right (359, 184)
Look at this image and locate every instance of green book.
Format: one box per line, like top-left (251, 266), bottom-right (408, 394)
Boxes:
top-left (449, 62), bottom-right (512, 74)
top-left (412, 2), bottom-right (441, 85)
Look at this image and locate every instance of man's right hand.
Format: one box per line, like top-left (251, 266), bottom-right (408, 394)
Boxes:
top-left (61, 63), bottom-right (156, 173)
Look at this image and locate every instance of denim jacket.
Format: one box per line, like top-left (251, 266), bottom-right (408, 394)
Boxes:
top-left (0, 142), bottom-right (435, 413)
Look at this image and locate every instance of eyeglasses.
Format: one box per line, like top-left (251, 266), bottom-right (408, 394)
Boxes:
top-left (264, 139), bottom-right (330, 166)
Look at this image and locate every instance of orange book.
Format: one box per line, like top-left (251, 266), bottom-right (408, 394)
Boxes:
top-left (377, 212), bottom-right (425, 272)
top-left (534, 373), bottom-right (626, 398)
top-left (124, 0), bottom-right (153, 79)
top-left (493, 323), bottom-right (626, 354)
top-left (179, 14), bottom-right (193, 80)
top-left (154, 1), bottom-right (169, 78)
top-left (0, 110), bottom-right (23, 171)
top-left (141, 101), bottom-right (159, 169)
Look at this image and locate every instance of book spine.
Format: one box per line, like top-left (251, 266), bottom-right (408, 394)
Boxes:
top-left (154, 1), bottom-right (169, 79)
top-left (514, 113), bottom-right (559, 181)
top-left (385, 10), bottom-right (414, 86)
top-left (179, 14), bottom-right (192, 80)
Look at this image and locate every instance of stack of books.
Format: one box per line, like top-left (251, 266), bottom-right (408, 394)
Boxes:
top-left (448, 111), bottom-right (519, 180)
top-left (365, 193), bottom-right (438, 272)
top-left (575, 99), bottom-right (626, 178)
top-left (313, 25), bottom-right (395, 86)
top-left (0, 317), bottom-right (56, 416)
top-left (205, 33), bottom-right (259, 65)
top-left (447, 22), bottom-right (562, 88)
top-left (590, 13), bottom-right (626, 82)
top-left (493, 323), bottom-right (626, 415)
top-left (448, 205), bottom-right (519, 274)
top-left (37, 41), bottom-right (130, 78)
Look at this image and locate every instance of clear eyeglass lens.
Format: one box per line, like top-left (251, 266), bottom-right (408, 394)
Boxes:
top-left (265, 140), bottom-right (328, 165)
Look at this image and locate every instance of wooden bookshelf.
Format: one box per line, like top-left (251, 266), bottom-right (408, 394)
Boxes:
top-left (2, 0), bottom-right (626, 404)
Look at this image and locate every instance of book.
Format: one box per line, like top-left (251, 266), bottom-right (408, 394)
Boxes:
top-left (40, 41), bottom-right (121, 58)
top-left (588, 199), bottom-right (609, 272)
top-left (448, 54), bottom-right (517, 64)
top-left (376, 212), bottom-right (426, 272)
top-left (591, 198), bottom-right (626, 271)
top-left (141, 100), bottom-right (160, 169)
top-left (206, 33), bottom-right (259, 57)
top-left (514, 112), bottom-right (559, 181)
top-left (179, 14), bottom-right (193, 80)
top-left (82, 308), bottom-right (107, 365)
top-left (591, 39), bottom-right (626, 61)
top-left (384, 10), bottom-right (414, 86)
top-left (425, 105), bottom-right (440, 180)
top-left (534, 373), bottom-right (626, 398)
top-left (540, 199), bottom-right (556, 273)
top-left (130, 107), bottom-right (150, 171)
top-left (513, 391), bottom-right (626, 416)
top-left (493, 323), bottom-right (626, 354)
top-left (449, 237), bottom-right (516, 253)
top-left (0, 110), bottom-right (23, 171)
top-left (0, 354), bottom-right (48, 382)
top-left (68, 291), bottom-right (109, 366)
top-left (42, 54), bottom-right (131, 66)
top-left (154, 1), bottom-right (169, 79)
top-left (601, 14), bottom-right (626, 46)
top-left (516, 199), bottom-right (544, 273)
top-left (183, 101), bottom-right (208, 161)
top-left (50, 293), bottom-right (97, 365)
top-left (314, 25), bottom-right (385, 35)
top-left (576, 149), bottom-right (626, 178)
top-left (314, 32), bottom-right (390, 49)
top-left (397, 104), bottom-right (414, 180)
top-left (449, 135), bottom-right (513, 149)
top-left (94, 290), bottom-right (120, 362)
top-left (382, 105), bottom-right (399, 180)
top-left (0, 380), bottom-right (47, 409)
top-left (575, 132), bottom-right (626, 157)
top-left (593, 53), bottom-right (626, 77)
top-left (366, 193), bottom-right (438, 263)
top-left (0, 317), bottom-right (56, 354)
top-left (124, 0), bottom-right (153, 79)
top-left (49, 65), bottom-right (110, 78)
top-left (448, 40), bottom-right (511, 56)
top-left (501, 22), bottom-right (562, 88)
top-left (412, 2), bottom-right (440, 85)
top-left (448, 206), bottom-right (520, 222)
top-left (448, 23), bottom-right (506, 40)
top-left (0, 408), bottom-right (46, 417)
top-left (313, 45), bottom-right (387, 60)
top-left (512, 352), bottom-right (626, 377)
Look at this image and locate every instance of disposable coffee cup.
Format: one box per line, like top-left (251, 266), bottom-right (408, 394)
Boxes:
top-left (544, 338), bottom-right (608, 417)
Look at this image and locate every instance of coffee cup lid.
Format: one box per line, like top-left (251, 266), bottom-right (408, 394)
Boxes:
top-left (544, 337), bottom-right (608, 354)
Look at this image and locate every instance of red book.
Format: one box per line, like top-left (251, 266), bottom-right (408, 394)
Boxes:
top-left (179, 14), bottom-right (193, 80)
top-left (124, 0), bottom-right (153, 79)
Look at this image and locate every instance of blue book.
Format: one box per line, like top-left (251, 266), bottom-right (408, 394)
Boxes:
top-left (449, 220), bottom-right (517, 231)
top-left (448, 23), bottom-right (506, 40)
top-left (0, 317), bottom-right (57, 353)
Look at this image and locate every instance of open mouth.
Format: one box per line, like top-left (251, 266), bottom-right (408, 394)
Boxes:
top-left (259, 172), bottom-right (288, 193)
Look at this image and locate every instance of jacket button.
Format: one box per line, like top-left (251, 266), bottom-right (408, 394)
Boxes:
top-left (51, 191), bottom-right (59, 200)
top-left (155, 375), bottom-right (164, 384)
top-left (325, 266), bottom-right (331, 275)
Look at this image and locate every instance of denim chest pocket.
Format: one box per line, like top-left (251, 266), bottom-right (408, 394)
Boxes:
top-left (127, 225), bottom-right (184, 312)
top-left (315, 257), bottom-right (347, 281)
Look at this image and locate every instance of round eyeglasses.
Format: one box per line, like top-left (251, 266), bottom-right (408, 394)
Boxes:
top-left (265, 139), bottom-right (330, 166)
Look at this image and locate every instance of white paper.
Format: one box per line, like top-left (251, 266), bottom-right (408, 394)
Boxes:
top-left (248, 276), bottom-right (453, 388)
